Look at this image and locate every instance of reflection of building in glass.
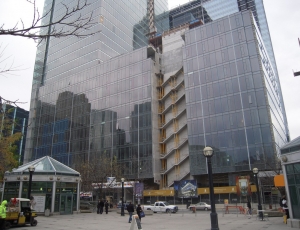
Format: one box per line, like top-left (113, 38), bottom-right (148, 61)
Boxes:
top-left (33, 91), bottom-right (90, 166)
top-left (25, 0), bottom-right (289, 191)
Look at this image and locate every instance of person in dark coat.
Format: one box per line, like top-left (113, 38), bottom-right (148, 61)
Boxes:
top-left (127, 202), bottom-right (135, 223)
top-left (97, 200), bottom-right (101, 214)
top-left (282, 195), bottom-right (290, 219)
top-left (99, 200), bottom-right (104, 214)
top-left (104, 200), bottom-right (109, 214)
top-left (136, 204), bottom-right (143, 222)
top-left (247, 200), bottom-right (252, 218)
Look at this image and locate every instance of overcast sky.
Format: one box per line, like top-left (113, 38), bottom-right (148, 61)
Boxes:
top-left (0, 0), bottom-right (299, 140)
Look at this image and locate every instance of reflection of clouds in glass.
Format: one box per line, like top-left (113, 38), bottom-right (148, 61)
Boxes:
top-left (203, 0), bottom-right (238, 20)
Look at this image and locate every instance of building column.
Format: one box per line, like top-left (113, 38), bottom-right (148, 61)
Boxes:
top-left (282, 163), bottom-right (293, 219)
top-left (77, 181), bottom-right (80, 212)
top-left (51, 181), bottom-right (56, 213)
top-left (19, 181), bottom-right (23, 198)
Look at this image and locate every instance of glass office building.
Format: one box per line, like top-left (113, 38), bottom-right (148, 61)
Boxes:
top-left (25, 0), bottom-right (289, 188)
top-left (185, 11), bottom-right (288, 181)
top-left (25, 0), bottom-right (168, 179)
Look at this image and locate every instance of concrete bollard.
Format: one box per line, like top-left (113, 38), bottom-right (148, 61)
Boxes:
top-left (130, 214), bottom-right (142, 230)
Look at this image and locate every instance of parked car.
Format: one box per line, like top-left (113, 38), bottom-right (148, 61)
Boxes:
top-left (144, 201), bottom-right (178, 213)
top-left (80, 201), bottom-right (94, 211)
top-left (189, 202), bottom-right (211, 211)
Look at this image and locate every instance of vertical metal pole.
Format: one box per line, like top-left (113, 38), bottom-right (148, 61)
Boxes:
top-left (28, 171), bottom-right (33, 199)
top-left (51, 181), bottom-right (56, 213)
top-left (138, 105), bottom-right (140, 179)
top-left (207, 157), bottom-right (219, 230)
top-left (19, 181), bottom-right (23, 198)
top-left (254, 174), bottom-right (263, 220)
top-left (121, 181), bottom-right (125, 216)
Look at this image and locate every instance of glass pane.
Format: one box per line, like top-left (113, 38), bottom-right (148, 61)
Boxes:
top-left (287, 175), bottom-right (295, 185)
top-left (286, 164), bottom-right (294, 174)
top-left (293, 163), bottom-right (300, 174)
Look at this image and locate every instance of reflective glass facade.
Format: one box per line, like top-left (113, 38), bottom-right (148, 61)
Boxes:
top-left (285, 162), bottom-right (300, 219)
top-left (28, 46), bottom-right (154, 179)
top-left (25, 0), bottom-right (168, 179)
top-left (185, 11), bottom-right (287, 175)
top-left (25, 0), bottom-right (290, 186)
top-left (163, 0), bottom-right (289, 139)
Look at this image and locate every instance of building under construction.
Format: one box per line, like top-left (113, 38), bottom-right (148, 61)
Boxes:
top-left (25, 0), bottom-right (289, 201)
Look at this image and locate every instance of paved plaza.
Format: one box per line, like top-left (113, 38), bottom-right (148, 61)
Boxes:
top-left (14, 210), bottom-right (290, 230)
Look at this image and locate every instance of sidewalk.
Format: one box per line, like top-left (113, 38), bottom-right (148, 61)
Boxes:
top-left (15, 210), bottom-right (290, 230)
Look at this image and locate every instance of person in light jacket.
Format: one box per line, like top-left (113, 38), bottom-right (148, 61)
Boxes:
top-left (0, 200), bottom-right (7, 230)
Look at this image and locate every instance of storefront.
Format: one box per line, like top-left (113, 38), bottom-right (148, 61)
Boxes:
top-left (280, 136), bottom-right (300, 226)
top-left (143, 185), bottom-right (258, 205)
top-left (2, 156), bottom-right (81, 215)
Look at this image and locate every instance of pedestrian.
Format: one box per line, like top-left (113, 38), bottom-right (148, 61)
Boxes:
top-left (282, 195), bottom-right (290, 219)
top-left (0, 200), bottom-right (7, 230)
top-left (97, 200), bottom-right (101, 214)
top-left (99, 199), bottom-right (104, 214)
top-left (136, 204), bottom-right (143, 222)
top-left (104, 200), bottom-right (109, 214)
top-left (30, 196), bottom-right (36, 210)
top-left (127, 202), bottom-right (134, 223)
top-left (247, 200), bottom-right (252, 218)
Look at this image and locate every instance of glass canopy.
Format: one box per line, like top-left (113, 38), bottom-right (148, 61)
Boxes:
top-left (11, 156), bottom-right (80, 176)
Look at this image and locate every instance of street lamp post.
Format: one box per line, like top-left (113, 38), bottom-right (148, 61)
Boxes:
top-left (28, 165), bottom-right (35, 199)
top-left (121, 178), bottom-right (125, 216)
top-left (253, 168), bottom-right (263, 220)
top-left (203, 146), bottom-right (219, 230)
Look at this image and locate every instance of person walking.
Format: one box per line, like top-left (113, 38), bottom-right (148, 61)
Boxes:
top-left (0, 200), bottom-right (7, 230)
top-left (127, 202), bottom-right (134, 223)
top-left (247, 200), bottom-right (252, 218)
top-left (136, 204), bottom-right (143, 222)
top-left (282, 195), bottom-right (290, 219)
top-left (97, 200), bottom-right (101, 214)
top-left (104, 200), bottom-right (109, 214)
top-left (99, 200), bottom-right (104, 214)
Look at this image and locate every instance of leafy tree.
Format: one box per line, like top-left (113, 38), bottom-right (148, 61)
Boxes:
top-left (0, 107), bottom-right (22, 181)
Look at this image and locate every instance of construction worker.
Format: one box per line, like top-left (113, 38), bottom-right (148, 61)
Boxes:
top-left (0, 200), bottom-right (7, 229)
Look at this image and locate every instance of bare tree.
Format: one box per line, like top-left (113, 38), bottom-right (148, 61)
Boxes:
top-left (0, 96), bottom-right (27, 110)
top-left (74, 154), bottom-right (124, 200)
top-left (0, 44), bottom-right (24, 76)
top-left (0, 0), bottom-right (100, 106)
top-left (0, 0), bottom-right (99, 42)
